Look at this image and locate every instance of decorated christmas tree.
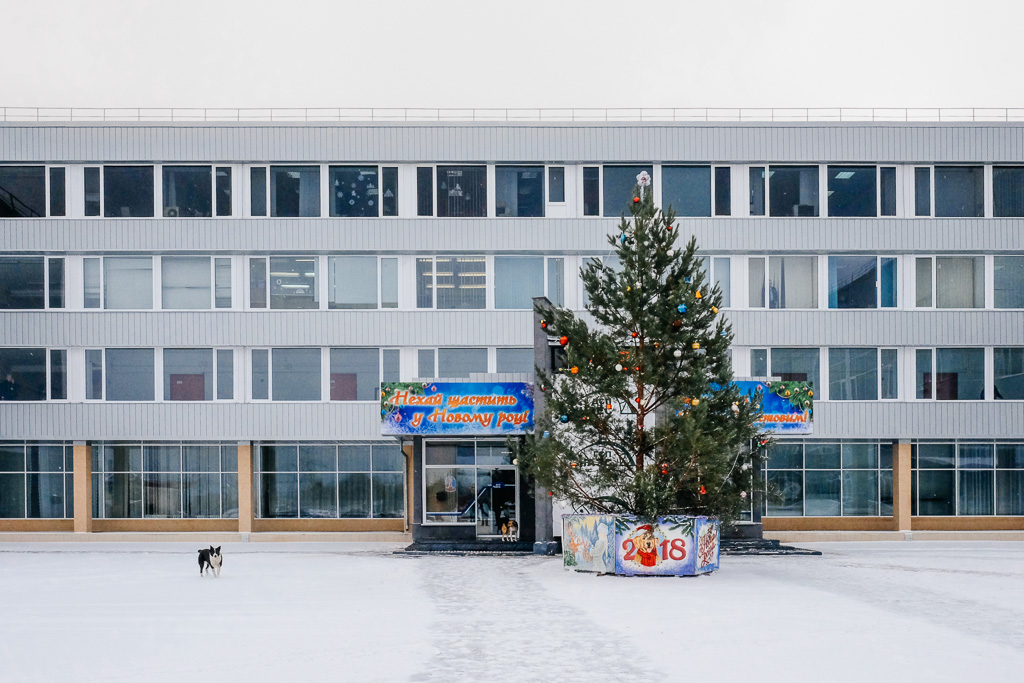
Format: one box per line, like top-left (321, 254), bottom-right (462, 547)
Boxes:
top-left (515, 173), bottom-right (768, 524)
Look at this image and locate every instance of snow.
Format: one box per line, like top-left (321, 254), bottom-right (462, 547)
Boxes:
top-left (2, 541), bottom-right (1024, 682)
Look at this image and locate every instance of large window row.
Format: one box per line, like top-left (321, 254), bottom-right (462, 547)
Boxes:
top-left (911, 441), bottom-right (1024, 516)
top-left (0, 442), bottom-right (73, 518)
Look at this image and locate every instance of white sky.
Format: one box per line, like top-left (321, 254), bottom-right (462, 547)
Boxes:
top-left (1, 0), bottom-right (1021, 110)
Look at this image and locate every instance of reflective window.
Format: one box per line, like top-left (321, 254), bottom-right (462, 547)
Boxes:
top-left (417, 349), bottom-right (435, 379)
top-left (270, 166), bottom-right (320, 217)
top-left (162, 257), bottom-right (211, 309)
top-left (215, 167), bottom-right (231, 216)
top-left (162, 166), bottom-right (212, 217)
top-left (164, 349), bottom-right (214, 401)
top-left (105, 349), bottom-right (155, 401)
top-left (328, 256), bottom-right (378, 309)
top-left (749, 167), bottom-right (765, 216)
top-left (329, 166), bottom-right (378, 217)
top-left (749, 256), bottom-right (817, 309)
top-left (50, 349), bottom-right (67, 400)
top-left (0, 257), bottom-right (44, 309)
top-left (880, 349), bottom-right (898, 400)
top-left (0, 443), bottom-right (73, 519)
top-left (496, 348), bottom-right (533, 375)
top-left (437, 166), bottom-right (487, 218)
top-left (49, 168), bottom-right (66, 217)
top-left (827, 166), bottom-right (876, 217)
top-left (603, 165), bottom-right (652, 217)
top-left (917, 348), bottom-right (985, 400)
top-left (548, 167), bottom-right (565, 203)
top-left (496, 166), bottom-right (544, 217)
top-left (715, 167), bottom-right (731, 216)
top-left (766, 440), bottom-right (890, 517)
top-left (217, 350), bottom-right (234, 400)
top-left (994, 256), bottom-right (1024, 308)
top-left (214, 258), bottom-right (231, 308)
top-left (699, 256), bottom-right (731, 307)
top-left (0, 348), bottom-right (47, 401)
top-left (934, 256), bottom-right (984, 308)
top-left (769, 166), bottom-right (818, 217)
top-left (914, 167), bottom-right (931, 216)
top-left (104, 257), bottom-right (153, 309)
top-left (438, 348), bottom-right (488, 378)
top-left (994, 348), bottom-right (1024, 400)
top-left (0, 166), bottom-right (45, 217)
top-left (330, 348), bottom-right (379, 401)
top-left (583, 167), bottom-right (600, 216)
top-left (880, 167), bottom-right (896, 216)
top-left (994, 166), bottom-right (1024, 217)
top-left (104, 166), bottom-right (154, 218)
top-left (272, 348), bottom-right (321, 401)
top-left (381, 167), bottom-right (398, 217)
top-left (417, 256), bottom-right (486, 309)
top-left (829, 348), bottom-right (878, 400)
top-left (828, 256), bottom-right (897, 309)
top-left (268, 256), bottom-right (317, 309)
top-left (84, 167), bottom-right (101, 216)
top-left (662, 166), bottom-right (710, 217)
top-left (250, 167), bottom-right (267, 216)
top-left (417, 167), bottom-right (433, 216)
top-left (770, 348), bottom-right (820, 391)
top-left (494, 256), bottom-right (544, 309)
top-left (251, 349), bottom-right (268, 400)
top-left (547, 258), bottom-right (564, 307)
top-left (935, 166), bottom-right (983, 217)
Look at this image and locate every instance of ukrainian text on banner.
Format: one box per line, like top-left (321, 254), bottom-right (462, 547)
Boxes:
top-left (380, 382), bottom-right (534, 436)
top-left (735, 380), bottom-right (813, 435)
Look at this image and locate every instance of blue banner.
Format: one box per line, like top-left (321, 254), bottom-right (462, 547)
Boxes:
top-left (380, 382), bottom-right (534, 436)
top-left (734, 380), bottom-right (813, 434)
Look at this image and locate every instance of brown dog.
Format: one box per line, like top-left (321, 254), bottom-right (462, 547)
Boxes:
top-left (501, 520), bottom-right (519, 542)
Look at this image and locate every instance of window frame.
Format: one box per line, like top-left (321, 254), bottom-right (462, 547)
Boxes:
top-left (914, 347), bottom-right (988, 402)
top-left (161, 347), bottom-right (235, 403)
top-left (747, 255), bottom-right (821, 310)
top-left (493, 255), bottom-right (564, 310)
top-left (415, 255), bottom-right (488, 310)
top-left (827, 254), bottom-right (899, 309)
top-left (914, 255), bottom-right (987, 310)
top-left (421, 438), bottom-right (518, 527)
top-left (0, 347), bottom-right (67, 402)
top-left (0, 255), bottom-right (65, 310)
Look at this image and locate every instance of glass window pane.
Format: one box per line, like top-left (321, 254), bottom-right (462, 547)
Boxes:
top-left (996, 470), bottom-right (1024, 515)
top-left (417, 167), bottom-right (433, 216)
top-left (495, 256), bottom-right (544, 309)
top-left (382, 349), bottom-right (400, 383)
top-left (48, 257), bottom-right (65, 309)
top-left (215, 167), bottom-right (232, 217)
top-left (84, 167), bottom-right (101, 216)
top-left (918, 470), bottom-right (955, 515)
top-left (496, 348), bottom-right (533, 375)
top-left (161, 256), bottom-right (211, 309)
top-left (880, 257), bottom-right (897, 308)
top-left (804, 470), bottom-right (841, 516)
top-left (994, 256), bottom-right (1024, 308)
top-left (547, 258), bottom-right (564, 306)
top-left (829, 256), bottom-right (877, 309)
top-left (0, 166), bottom-right (46, 217)
top-left (328, 256), bottom-right (377, 309)
top-left (271, 348), bottom-right (321, 401)
top-left (250, 167), bottom-right (266, 216)
top-left (417, 349), bottom-right (435, 379)
top-left (50, 349), bottom-right (67, 400)
top-left (249, 258), bottom-right (267, 308)
top-left (425, 466), bottom-right (476, 523)
top-left (144, 445), bottom-right (181, 472)
top-left (880, 167), bottom-right (896, 216)
top-left (935, 256), bottom-right (984, 308)
top-left (914, 167), bottom-right (931, 216)
top-left (260, 472), bottom-right (297, 517)
top-left (935, 166), bottom-right (984, 218)
top-left (49, 167), bottom-right (66, 217)
top-left (372, 445), bottom-right (405, 472)
top-left (583, 167), bottom-right (599, 216)
top-left (829, 348), bottom-right (878, 400)
top-left (915, 257), bottom-right (933, 307)
top-left (828, 166), bottom-right (876, 217)
top-left (86, 349), bottom-right (103, 400)
top-left (767, 470), bottom-right (802, 516)
top-left (661, 166), bottom-right (710, 217)
top-left (715, 167), bottom-right (731, 216)
top-left (372, 472), bottom-right (404, 518)
top-left (750, 348), bottom-right (768, 377)
top-left (381, 167), bottom-right (398, 216)
top-left (183, 473), bottom-right (221, 517)
top-left (270, 166), bottom-right (320, 217)
top-left (437, 166), bottom-right (487, 218)
top-left (416, 257), bottom-right (433, 308)
top-left (994, 348), bottom-right (1024, 400)
top-left (0, 257), bottom-right (45, 309)
top-left (748, 257), bottom-right (765, 308)
top-left (435, 256), bottom-right (485, 309)
top-left (769, 166), bottom-right (819, 217)
top-left (996, 444), bottom-right (1024, 469)
top-left (217, 349), bottom-right (234, 400)
top-left (164, 349), bottom-right (214, 401)
top-left (182, 445), bottom-right (220, 472)
top-left (381, 258), bottom-right (398, 308)
top-left (261, 444), bottom-right (297, 472)
top-left (338, 473), bottom-right (371, 517)
top-left (0, 348), bottom-right (46, 401)
top-left (770, 348), bottom-right (820, 390)
top-left (477, 441), bottom-right (514, 465)
top-left (879, 468), bottom-right (893, 516)
top-left (603, 165), bottom-right (652, 217)
top-left (0, 444), bottom-right (25, 471)
top-left (935, 348), bottom-right (985, 400)
top-left (330, 348), bottom-right (379, 401)
top-left (26, 472), bottom-right (64, 518)
top-left (496, 166), bottom-right (544, 217)
top-left (214, 258), bottom-right (231, 308)
top-left (959, 443), bottom-right (993, 469)
top-left (104, 166), bottom-right (154, 218)
top-left (918, 443), bottom-right (955, 468)
top-left (805, 443), bottom-right (840, 469)
top-left (994, 166), bottom-right (1024, 217)
top-left (880, 349), bottom-right (898, 399)
top-left (269, 256), bottom-right (317, 309)
top-left (749, 167), bottom-right (765, 216)
top-left (548, 167), bottom-right (565, 203)
top-left (842, 470), bottom-right (878, 516)
top-left (162, 166), bottom-right (212, 217)
top-left (103, 472), bottom-right (142, 518)
top-left (713, 257), bottom-right (731, 307)
top-left (437, 348), bottom-right (488, 378)
top-left (959, 470), bottom-right (993, 515)
top-left (329, 166), bottom-right (379, 217)
top-left (251, 349), bottom-right (268, 400)
top-left (104, 257), bottom-right (153, 309)
top-left (338, 445), bottom-right (371, 471)
top-left (916, 349), bottom-right (933, 399)
top-left (843, 442), bottom-right (878, 469)
top-left (105, 349), bottom-right (154, 401)
top-left (0, 472), bottom-right (26, 517)
top-left (768, 256), bottom-right (817, 309)
top-left (299, 472), bottom-right (337, 517)
top-left (767, 442), bottom-right (802, 469)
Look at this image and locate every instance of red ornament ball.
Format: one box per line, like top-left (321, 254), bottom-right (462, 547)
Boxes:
top-left (631, 331), bottom-right (638, 338)
top-left (559, 336), bottom-right (569, 347)
top-left (699, 485), bottom-right (707, 495)
top-left (633, 196), bottom-right (640, 203)
top-left (540, 321), bottom-right (547, 329)
top-left (661, 469), bottom-right (668, 475)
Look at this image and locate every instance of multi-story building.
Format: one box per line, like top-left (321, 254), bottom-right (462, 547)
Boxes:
top-left (1, 112), bottom-right (1023, 541)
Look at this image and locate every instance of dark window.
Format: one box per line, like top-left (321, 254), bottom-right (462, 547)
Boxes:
top-left (495, 166), bottom-right (544, 217)
top-left (828, 256), bottom-right (877, 309)
top-left (382, 167), bottom-right (398, 216)
top-left (583, 167), bottom-right (599, 216)
top-left (880, 167), bottom-right (896, 216)
top-left (994, 348), bottom-right (1024, 400)
top-left (84, 167), bottom-right (101, 216)
top-left (50, 349), bottom-right (67, 400)
top-left (215, 167), bottom-right (232, 217)
top-left (935, 348), bottom-right (985, 400)
top-left (769, 166), bottom-right (819, 217)
top-left (993, 166), bottom-right (1024, 217)
top-left (827, 166), bottom-right (876, 217)
top-left (49, 168), bottom-right (66, 217)
top-left (914, 167), bottom-right (931, 216)
top-left (270, 166), bottom-right (320, 217)
top-left (0, 348), bottom-right (47, 400)
top-left (715, 167), bottom-right (731, 216)
top-left (329, 166), bottom-right (378, 217)
top-left (437, 166), bottom-right (487, 218)
top-left (548, 167), bottom-right (565, 203)
top-left (935, 166), bottom-right (983, 217)
top-left (163, 166), bottom-right (212, 217)
top-left (250, 168), bottom-right (267, 216)
top-left (662, 166), bottom-right (710, 217)
top-left (104, 166), bottom-right (154, 218)
top-left (0, 257), bottom-right (44, 309)
top-left (603, 165), bottom-right (652, 217)
top-left (749, 167), bottom-right (765, 216)
top-left (417, 167), bottom-right (433, 216)
top-left (48, 258), bottom-right (64, 309)
top-left (0, 166), bottom-right (45, 217)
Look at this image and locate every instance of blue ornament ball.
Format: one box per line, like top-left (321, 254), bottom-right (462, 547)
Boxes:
top-left (677, 304), bottom-right (687, 313)
top-left (559, 415), bottom-right (569, 423)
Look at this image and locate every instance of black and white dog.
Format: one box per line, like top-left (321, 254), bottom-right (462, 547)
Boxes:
top-left (197, 546), bottom-right (223, 578)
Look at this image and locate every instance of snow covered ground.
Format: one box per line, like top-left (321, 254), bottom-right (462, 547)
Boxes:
top-left (1, 541), bottom-right (1023, 682)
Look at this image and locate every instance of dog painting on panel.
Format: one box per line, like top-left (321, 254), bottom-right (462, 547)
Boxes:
top-left (197, 546), bottom-right (223, 578)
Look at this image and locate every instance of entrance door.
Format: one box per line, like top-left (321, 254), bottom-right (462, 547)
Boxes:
top-left (475, 467), bottom-right (517, 537)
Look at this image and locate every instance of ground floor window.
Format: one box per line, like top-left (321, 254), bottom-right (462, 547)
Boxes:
top-left (0, 442), bottom-right (72, 518)
top-left (423, 440), bottom-right (517, 535)
top-left (912, 441), bottom-right (1024, 516)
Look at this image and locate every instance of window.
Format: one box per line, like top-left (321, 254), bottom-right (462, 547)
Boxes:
top-left (715, 167), bottom-right (731, 216)
top-left (880, 167), bottom-right (896, 216)
top-left (698, 256), bottom-right (731, 307)
top-left (329, 166), bottom-right (379, 217)
top-left (104, 257), bottom-right (153, 309)
top-left (330, 348), bottom-right (380, 401)
top-left (254, 348), bottom-right (322, 401)
top-left (438, 348), bottom-right (488, 378)
top-left (748, 256), bottom-right (818, 309)
top-left (603, 165), bottom-right (652, 217)
top-left (494, 256), bottom-right (563, 309)
top-left (915, 256), bottom-right (984, 308)
top-left (105, 349), bottom-right (155, 401)
top-left (662, 166), bottom-right (710, 217)
top-left (935, 166), bottom-right (983, 218)
top-left (93, 442), bottom-right (238, 519)
top-left (914, 167), bottom-right (931, 216)
top-left (828, 256), bottom-right (897, 308)
top-left (416, 256), bottom-right (486, 309)
top-left (994, 166), bottom-right (1024, 217)
top-left (84, 167), bottom-right (101, 216)
top-left (0, 256), bottom-right (64, 309)
top-left (496, 166), bottom-right (544, 217)
top-left (161, 257), bottom-right (212, 309)
top-left (215, 167), bottom-right (231, 216)
top-left (916, 348), bottom-right (985, 400)
top-left (0, 443), bottom-right (73, 519)
top-left (994, 348), bottom-right (1024, 400)
top-left (583, 167), bottom-right (600, 216)
top-left (769, 166), bottom-right (818, 217)
top-left (417, 349), bottom-right (435, 379)
top-left (437, 166), bottom-right (487, 218)
top-left (256, 443), bottom-right (404, 519)
top-left (417, 167), bottom-right (433, 216)
top-left (496, 348), bottom-right (534, 375)
top-left (50, 349), bottom-right (67, 400)
top-left (327, 256), bottom-right (397, 309)
top-left (381, 167), bottom-right (398, 217)
top-left (548, 167), bottom-right (565, 203)
top-left (769, 348), bottom-right (820, 391)
top-left (424, 440), bottom-right (515, 527)
top-left (85, 350), bottom-right (103, 400)
top-left (250, 167), bottom-right (267, 216)
top-left (749, 167), bottom-right (765, 216)
top-left (0, 166), bottom-right (45, 217)
top-left (827, 166), bottom-right (876, 217)
top-left (250, 256), bottom-right (318, 309)
top-left (910, 441), bottom-right (1024, 516)
top-left (0, 348), bottom-right (48, 401)
top-left (828, 348), bottom-right (897, 400)
top-left (270, 166), bottom-right (320, 217)
top-left (994, 256), bottom-right (1024, 308)
top-left (163, 349), bottom-right (232, 401)
top-left (162, 166), bottom-right (212, 217)
top-left (104, 166), bottom-right (154, 217)
top-left (996, 444), bottom-right (1024, 515)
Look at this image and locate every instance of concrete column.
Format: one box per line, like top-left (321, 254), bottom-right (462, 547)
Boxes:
top-left (892, 440), bottom-right (912, 532)
top-left (532, 296), bottom-right (556, 553)
top-left (237, 442), bottom-right (254, 534)
top-left (72, 442), bottom-right (92, 533)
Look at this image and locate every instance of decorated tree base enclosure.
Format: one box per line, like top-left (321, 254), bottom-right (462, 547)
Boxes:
top-left (563, 514), bottom-right (720, 576)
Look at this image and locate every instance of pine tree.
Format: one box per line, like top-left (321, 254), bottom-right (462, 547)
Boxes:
top-left (515, 178), bottom-right (768, 523)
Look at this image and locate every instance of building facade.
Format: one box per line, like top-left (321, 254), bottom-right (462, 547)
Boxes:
top-left (1, 119), bottom-right (1023, 538)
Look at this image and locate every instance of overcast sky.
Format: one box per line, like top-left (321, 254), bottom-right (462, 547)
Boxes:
top-left (2, 0), bottom-right (1020, 111)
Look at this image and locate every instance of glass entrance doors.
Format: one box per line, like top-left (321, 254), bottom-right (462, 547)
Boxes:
top-left (423, 439), bottom-right (518, 539)
top-left (476, 467), bottom-right (516, 536)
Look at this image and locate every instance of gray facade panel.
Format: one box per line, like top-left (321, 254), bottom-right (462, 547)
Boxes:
top-left (813, 402), bottom-right (1024, 440)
